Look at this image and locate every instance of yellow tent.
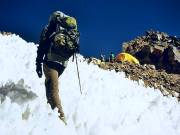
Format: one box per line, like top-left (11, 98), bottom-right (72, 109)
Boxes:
top-left (115, 53), bottom-right (140, 64)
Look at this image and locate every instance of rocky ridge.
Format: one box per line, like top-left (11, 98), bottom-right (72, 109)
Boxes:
top-left (122, 30), bottom-right (180, 74)
top-left (0, 31), bottom-right (12, 36)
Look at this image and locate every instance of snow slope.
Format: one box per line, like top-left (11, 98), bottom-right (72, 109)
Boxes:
top-left (0, 34), bottom-right (180, 135)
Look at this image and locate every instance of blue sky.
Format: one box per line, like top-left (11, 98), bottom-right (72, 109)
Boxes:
top-left (0, 0), bottom-right (180, 57)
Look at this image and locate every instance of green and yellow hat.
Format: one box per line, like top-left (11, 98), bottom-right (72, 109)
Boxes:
top-left (64, 16), bottom-right (77, 30)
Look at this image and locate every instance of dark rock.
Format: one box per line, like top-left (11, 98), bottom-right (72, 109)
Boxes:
top-left (122, 30), bottom-right (180, 74)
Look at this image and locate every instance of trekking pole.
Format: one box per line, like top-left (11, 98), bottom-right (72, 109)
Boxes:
top-left (75, 53), bottom-right (82, 94)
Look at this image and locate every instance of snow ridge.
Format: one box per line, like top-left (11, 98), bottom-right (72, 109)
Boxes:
top-left (0, 33), bottom-right (180, 135)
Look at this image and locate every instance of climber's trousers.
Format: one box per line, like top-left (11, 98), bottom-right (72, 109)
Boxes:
top-left (43, 63), bottom-right (64, 116)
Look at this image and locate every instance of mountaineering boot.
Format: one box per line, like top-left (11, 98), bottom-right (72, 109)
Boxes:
top-left (59, 112), bottom-right (67, 125)
top-left (58, 109), bottom-right (67, 125)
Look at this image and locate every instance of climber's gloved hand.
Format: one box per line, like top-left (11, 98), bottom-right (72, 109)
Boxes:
top-left (36, 63), bottom-right (43, 78)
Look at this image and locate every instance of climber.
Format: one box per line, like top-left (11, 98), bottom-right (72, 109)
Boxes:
top-left (100, 53), bottom-right (105, 62)
top-left (109, 52), bottom-right (115, 62)
top-left (36, 11), bottom-right (80, 125)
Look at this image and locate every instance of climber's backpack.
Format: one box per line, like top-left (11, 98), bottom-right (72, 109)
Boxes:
top-left (48, 16), bottom-right (79, 58)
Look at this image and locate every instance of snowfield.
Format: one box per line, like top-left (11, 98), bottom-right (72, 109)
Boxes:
top-left (0, 34), bottom-right (180, 135)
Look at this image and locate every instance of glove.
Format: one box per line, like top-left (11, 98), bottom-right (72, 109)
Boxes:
top-left (36, 63), bottom-right (43, 78)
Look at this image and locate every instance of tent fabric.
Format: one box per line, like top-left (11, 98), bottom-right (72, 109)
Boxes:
top-left (115, 53), bottom-right (140, 64)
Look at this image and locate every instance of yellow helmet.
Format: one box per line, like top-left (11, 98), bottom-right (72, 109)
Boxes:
top-left (64, 16), bottom-right (77, 30)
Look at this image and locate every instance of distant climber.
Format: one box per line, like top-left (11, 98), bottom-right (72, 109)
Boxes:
top-left (100, 53), bottom-right (105, 62)
top-left (115, 53), bottom-right (140, 64)
top-left (36, 11), bottom-right (80, 125)
top-left (109, 52), bottom-right (115, 62)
